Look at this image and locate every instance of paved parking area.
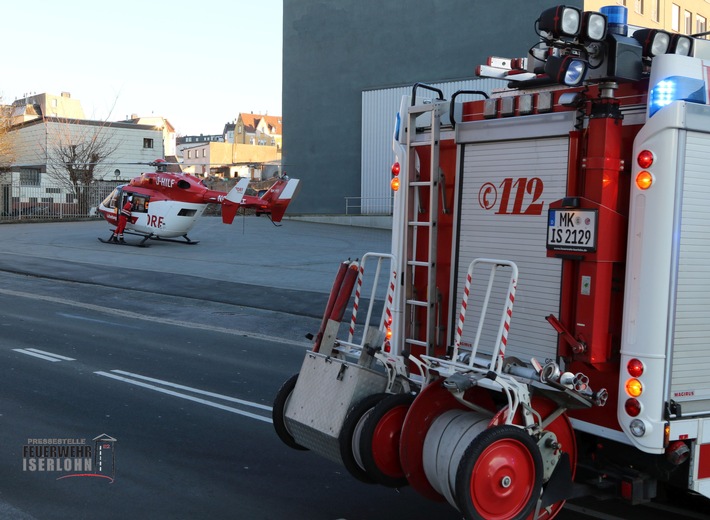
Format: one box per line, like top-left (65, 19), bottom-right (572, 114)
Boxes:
top-left (0, 217), bottom-right (392, 318)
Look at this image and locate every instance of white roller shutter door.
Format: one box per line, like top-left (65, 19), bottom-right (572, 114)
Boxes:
top-left (455, 137), bottom-right (568, 363)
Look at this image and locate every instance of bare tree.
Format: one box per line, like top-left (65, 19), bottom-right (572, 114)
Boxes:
top-left (43, 118), bottom-right (119, 215)
top-left (0, 100), bottom-right (15, 173)
top-left (0, 100), bottom-right (15, 218)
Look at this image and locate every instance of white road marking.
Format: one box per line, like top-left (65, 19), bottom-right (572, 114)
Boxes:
top-left (94, 370), bottom-right (273, 424)
top-left (25, 348), bottom-right (76, 361)
top-left (12, 349), bottom-right (75, 362)
top-left (110, 370), bottom-right (272, 411)
top-left (57, 312), bottom-right (143, 329)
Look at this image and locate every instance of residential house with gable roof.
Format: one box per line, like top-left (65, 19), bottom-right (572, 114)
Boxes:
top-left (235, 113), bottom-right (282, 151)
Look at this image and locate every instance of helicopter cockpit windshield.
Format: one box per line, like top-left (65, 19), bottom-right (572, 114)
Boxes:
top-left (101, 188), bottom-right (122, 209)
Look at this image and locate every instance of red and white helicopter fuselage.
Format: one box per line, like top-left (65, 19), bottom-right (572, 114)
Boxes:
top-left (97, 162), bottom-right (300, 245)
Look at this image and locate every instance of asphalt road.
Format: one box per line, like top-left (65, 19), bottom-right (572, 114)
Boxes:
top-left (0, 218), bottom-right (461, 520)
top-left (0, 275), bottom-right (466, 520)
top-left (0, 218), bottom-right (707, 520)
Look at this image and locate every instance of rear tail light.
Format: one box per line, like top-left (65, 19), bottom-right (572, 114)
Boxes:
top-left (627, 358), bottom-right (644, 377)
top-left (625, 398), bottom-right (641, 417)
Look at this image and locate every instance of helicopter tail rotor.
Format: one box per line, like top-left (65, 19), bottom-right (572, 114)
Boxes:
top-left (263, 178), bottom-right (301, 222)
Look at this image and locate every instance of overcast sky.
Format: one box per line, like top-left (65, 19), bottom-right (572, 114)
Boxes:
top-left (3, 0), bottom-right (283, 136)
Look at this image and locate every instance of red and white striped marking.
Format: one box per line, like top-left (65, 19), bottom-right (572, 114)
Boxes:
top-left (348, 265), bottom-right (365, 340)
top-left (454, 272), bottom-right (473, 353)
top-left (498, 282), bottom-right (516, 362)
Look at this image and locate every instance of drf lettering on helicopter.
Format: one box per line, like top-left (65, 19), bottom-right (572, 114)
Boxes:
top-left (146, 215), bottom-right (165, 228)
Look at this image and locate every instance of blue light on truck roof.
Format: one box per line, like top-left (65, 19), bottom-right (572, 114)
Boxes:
top-left (600, 5), bottom-right (628, 35)
top-left (649, 76), bottom-right (706, 116)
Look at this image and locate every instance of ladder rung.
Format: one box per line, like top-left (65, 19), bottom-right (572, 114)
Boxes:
top-left (409, 181), bottom-right (433, 187)
top-left (406, 299), bottom-right (428, 307)
top-left (407, 260), bottom-right (429, 267)
top-left (405, 338), bottom-right (428, 347)
top-left (408, 221), bottom-right (432, 227)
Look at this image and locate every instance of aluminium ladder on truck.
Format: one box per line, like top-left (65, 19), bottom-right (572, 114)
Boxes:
top-left (397, 89), bottom-right (447, 361)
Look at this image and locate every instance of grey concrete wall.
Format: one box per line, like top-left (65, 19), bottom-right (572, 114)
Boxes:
top-left (283, 0), bottom-right (584, 214)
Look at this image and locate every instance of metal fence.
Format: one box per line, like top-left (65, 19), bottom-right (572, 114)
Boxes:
top-left (345, 196), bottom-right (392, 215)
top-left (0, 179), bottom-right (119, 221)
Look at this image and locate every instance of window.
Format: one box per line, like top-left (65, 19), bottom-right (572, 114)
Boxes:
top-left (652, 0), bottom-right (660, 21)
top-left (20, 168), bottom-right (41, 186)
top-left (131, 195), bottom-right (149, 213)
top-left (202, 149), bottom-right (206, 158)
top-left (698, 15), bottom-right (707, 38)
top-left (238, 125), bottom-right (242, 134)
top-left (685, 10), bottom-right (693, 34)
top-left (143, 138), bottom-right (154, 149)
top-left (635, 0), bottom-right (643, 14)
top-left (672, 4), bottom-right (680, 32)
top-left (187, 150), bottom-right (192, 159)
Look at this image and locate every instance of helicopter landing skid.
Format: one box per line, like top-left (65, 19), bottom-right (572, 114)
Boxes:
top-left (98, 236), bottom-right (149, 247)
top-left (151, 234), bottom-right (200, 245)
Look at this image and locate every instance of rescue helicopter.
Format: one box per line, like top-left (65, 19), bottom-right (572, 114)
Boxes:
top-left (97, 159), bottom-right (300, 246)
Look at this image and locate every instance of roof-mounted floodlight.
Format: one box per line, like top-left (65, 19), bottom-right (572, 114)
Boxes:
top-left (582, 11), bottom-right (608, 42)
top-left (538, 5), bottom-right (582, 38)
top-left (633, 28), bottom-right (671, 58)
top-left (669, 34), bottom-right (693, 56)
top-left (545, 55), bottom-right (588, 86)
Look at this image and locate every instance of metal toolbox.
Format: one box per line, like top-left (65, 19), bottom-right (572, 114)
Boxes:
top-left (285, 351), bottom-right (387, 464)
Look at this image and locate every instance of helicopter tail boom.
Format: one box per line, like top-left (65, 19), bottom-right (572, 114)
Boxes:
top-left (220, 177), bottom-right (300, 224)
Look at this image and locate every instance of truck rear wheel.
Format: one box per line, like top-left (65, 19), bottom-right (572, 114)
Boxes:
top-left (359, 392), bottom-right (415, 487)
top-left (338, 392), bottom-right (388, 484)
top-left (272, 374), bottom-right (308, 451)
top-left (455, 425), bottom-right (543, 520)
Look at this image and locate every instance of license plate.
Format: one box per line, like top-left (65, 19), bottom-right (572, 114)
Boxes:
top-left (546, 209), bottom-right (597, 252)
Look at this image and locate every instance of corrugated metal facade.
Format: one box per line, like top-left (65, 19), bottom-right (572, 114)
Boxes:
top-left (360, 79), bottom-right (506, 215)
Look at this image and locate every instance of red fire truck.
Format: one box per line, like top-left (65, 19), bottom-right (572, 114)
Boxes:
top-left (273, 5), bottom-right (710, 519)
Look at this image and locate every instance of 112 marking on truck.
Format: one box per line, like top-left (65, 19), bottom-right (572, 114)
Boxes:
top-left (273, 4), bottom-right (710, 519)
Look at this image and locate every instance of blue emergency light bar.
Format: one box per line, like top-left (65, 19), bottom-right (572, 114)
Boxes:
top-left (647, 53), bottom-right (709, 117)
top-left (649, 76), bottom-right (706, 116)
